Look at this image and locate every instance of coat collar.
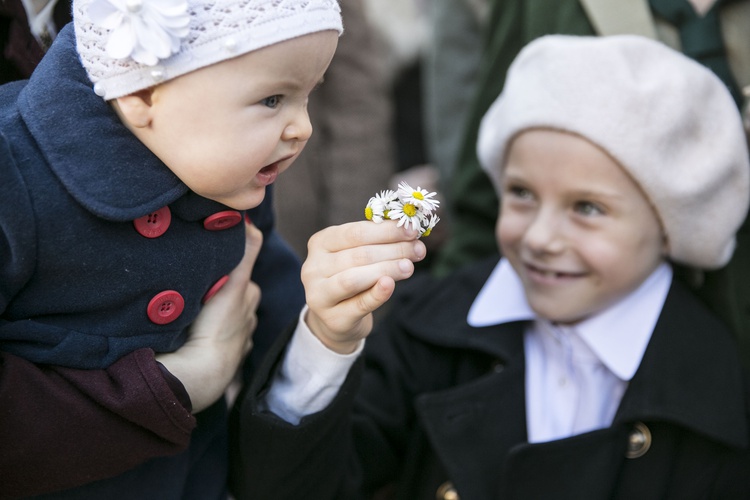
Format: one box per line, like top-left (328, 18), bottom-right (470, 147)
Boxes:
top-left (469, 258), bottom-right (671, 381)
top-left (17, 23), bottom-right (188, 221)
top-left (408, 258), bottom-right (748, 451)
top-left (403, 258), bottom-right (524, 361)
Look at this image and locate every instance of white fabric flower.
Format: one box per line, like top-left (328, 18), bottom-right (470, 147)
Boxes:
top-left (88, 0), bottom-right (190, 66)
top-left (396, 181), bottom-right (440, 213)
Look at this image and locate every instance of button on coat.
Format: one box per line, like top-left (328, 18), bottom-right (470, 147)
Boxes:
top-left (133, 206), bottom-right (171, 238)
top-left (204, 210), bottom-right (242, 231)
top-left (147, 290), bottom-right (185, 325)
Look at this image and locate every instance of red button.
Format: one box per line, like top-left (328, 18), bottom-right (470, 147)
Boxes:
top-left (202, 275), bottom-right (229, 304)
top-left (134, 207), bottom-right (171, 238)
top-left (204, 211), bottom-right (242, 231)
top-left (147, 290), bottom-right (185, 325)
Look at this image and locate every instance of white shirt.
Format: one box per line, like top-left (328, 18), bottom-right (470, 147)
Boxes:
top-left (469, 259), bottom-right (671, 442)
top-left (266, 259), bottom-right (672, 436)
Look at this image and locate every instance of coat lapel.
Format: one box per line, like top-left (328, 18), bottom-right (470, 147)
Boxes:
top-left (415, 322), bottom-right (527, 500)
top-left (616, 278), bottom-right (747, 449)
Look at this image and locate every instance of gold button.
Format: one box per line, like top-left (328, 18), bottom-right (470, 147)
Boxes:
top-left (436, 481), bottom-right (460, 500)
top-left (626, 421), bottom-right (652, 459)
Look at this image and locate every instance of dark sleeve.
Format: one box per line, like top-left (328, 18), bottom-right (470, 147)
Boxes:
top-left (0, 348), bottom-right (196, 498)
top-left (229, 324), bottom-right (368, 500)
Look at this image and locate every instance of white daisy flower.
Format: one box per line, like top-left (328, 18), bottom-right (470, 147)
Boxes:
top-left (388, 201), bottom-right (427, 232)
top-left (365, 189), bottom-right (398, 223)
top-left (365, 182), bottom-right (441, 238)
top-left (420, 214), bottom-right (440, 237)
top-left (396, 181), bottom-right (440, 213)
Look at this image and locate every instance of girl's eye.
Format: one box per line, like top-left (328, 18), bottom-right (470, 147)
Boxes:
top-left (506, 185), bottom-right (533, 200)
top-left (261, 95), bottom-right (281, 108)
top-left (574, 201), bottom-right (604, 216)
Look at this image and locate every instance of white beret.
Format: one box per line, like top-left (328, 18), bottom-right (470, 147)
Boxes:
top-left (478, 34), bottom-right (749, 269)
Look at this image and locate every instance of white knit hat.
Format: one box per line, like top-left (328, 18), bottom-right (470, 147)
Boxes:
top-left (74, 0), bottom-right (343, 100)
top-left (478, 34), bottom-right (750, 270)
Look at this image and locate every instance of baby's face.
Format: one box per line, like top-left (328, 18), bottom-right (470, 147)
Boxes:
top-left (497, 129), bottom-right (667, 324)
top-left (134, 30), bottom-right (338, 210)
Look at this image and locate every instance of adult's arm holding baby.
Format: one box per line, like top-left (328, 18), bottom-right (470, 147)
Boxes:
top-left (0, 223), bottom-right (262, 498)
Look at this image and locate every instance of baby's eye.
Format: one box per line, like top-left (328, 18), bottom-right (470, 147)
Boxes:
top-left (574, 201), bottom-right (604, 216)
top-left (261, 95), bottom-right (281, 108)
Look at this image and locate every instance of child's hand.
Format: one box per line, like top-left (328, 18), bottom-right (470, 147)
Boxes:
top-left (302, 220), bottom-right (426, 354)
top-left (156, 222), bottom-right (262, 413)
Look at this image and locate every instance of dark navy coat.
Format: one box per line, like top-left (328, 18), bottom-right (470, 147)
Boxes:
top-left (0, 24), bottom-right (304, 498)
top-left (232, 258), bottom-right (750, 500)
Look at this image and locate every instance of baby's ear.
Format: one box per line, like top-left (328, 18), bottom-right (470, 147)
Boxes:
top-left (114, 89), bottom-right (154, 129)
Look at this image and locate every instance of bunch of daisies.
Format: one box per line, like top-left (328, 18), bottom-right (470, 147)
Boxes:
top-left (365, 182), bottom-right (440, 238)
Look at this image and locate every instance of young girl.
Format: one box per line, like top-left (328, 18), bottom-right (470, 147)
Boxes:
top-left (231, 35), bottom-right (750, 499)
top-left (1, 0), bottom-right (426, 497)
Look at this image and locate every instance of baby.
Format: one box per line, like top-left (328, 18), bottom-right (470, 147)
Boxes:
top-left (1, 0), bottom-right (356, 496)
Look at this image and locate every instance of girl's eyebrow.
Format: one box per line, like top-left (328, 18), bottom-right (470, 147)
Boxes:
top-left (571, 186), bottom-right (626, 199)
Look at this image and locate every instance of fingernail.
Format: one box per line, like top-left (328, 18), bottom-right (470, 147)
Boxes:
top-left (414, 241), bottom-right (426, 260)
top-left (398, 259), bottom-right (412, 273)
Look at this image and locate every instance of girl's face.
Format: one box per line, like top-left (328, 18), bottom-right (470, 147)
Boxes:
top-left (497, 128), bottom-right (667, 324)
top-left (129, 30), bottom-right (338, 210)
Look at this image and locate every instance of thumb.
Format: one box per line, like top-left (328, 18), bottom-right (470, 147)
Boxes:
top-left (232, 220), bottom-right (264, 281)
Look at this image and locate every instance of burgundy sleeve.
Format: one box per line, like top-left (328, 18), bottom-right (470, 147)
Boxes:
top-left (0, 348), bottom-right (197, 498)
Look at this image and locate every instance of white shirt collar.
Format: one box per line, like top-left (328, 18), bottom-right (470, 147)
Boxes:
top-left (468, 259), bottom-right (673, 380)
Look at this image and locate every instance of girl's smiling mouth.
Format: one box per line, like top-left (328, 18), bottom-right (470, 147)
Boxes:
top-left (524, 262), bottom-right (585, 284)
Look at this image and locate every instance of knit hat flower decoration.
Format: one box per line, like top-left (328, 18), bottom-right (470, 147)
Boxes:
top-left (365, 182), bottom-right (440, 237)
top-left (87, 0), bottom-right (190, 66)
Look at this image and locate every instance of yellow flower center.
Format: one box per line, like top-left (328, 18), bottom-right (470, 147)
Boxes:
top-left (384, 209), bottom-right (391, 219)
top-left (413, 192), bottom-right (424, 200)
top-left (365, 206), bottom-right (373, 220)
top-left (403, 203), bottom-right (417, 217)
top-left (422, 228), bottom-right (432, 237)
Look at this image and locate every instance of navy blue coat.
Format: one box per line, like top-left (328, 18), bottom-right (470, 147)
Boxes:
top-left (0, 24), bottom-right (304, 498)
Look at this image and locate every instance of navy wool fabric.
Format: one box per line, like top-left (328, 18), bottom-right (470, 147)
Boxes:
top-left (0, 24), bottom-right (304, 370)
